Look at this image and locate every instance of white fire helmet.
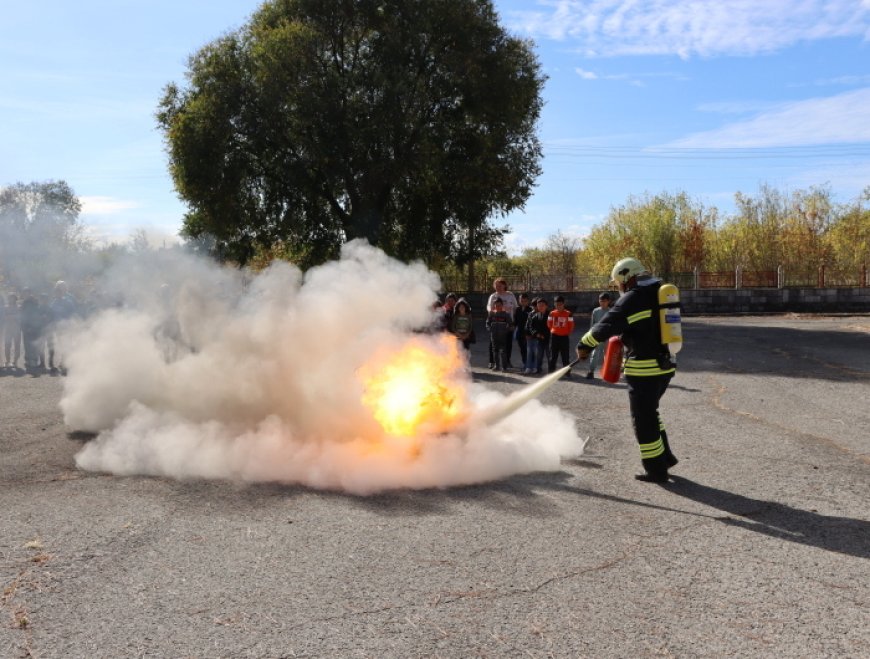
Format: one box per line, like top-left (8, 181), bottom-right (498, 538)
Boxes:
top-left (610, 257), bottom-right (648, 284)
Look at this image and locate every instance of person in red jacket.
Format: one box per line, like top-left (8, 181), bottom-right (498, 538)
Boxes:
top-left (547, 295), bottom-right (574, 374)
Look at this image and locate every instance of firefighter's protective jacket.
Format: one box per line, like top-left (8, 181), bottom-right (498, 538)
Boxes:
top-left (577, 276), bottom-right (675, 377)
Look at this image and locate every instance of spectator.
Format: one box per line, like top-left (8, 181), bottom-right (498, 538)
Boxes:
top-left (156, 283), bottom-right (184, 362)
top-left (548, 295), bottom-right (575, 374)
top-left (486, 298), bottom-right (513, 372)
top-left (586, 292), bottom-right (613, 379)
top-left (450, 298), bottom-right (475, 352)
top-left (20, 290), bottom-right (42, 371)
top-left (36, 294), bottom-right (52, 370)
top-left (48, 280), bottom-right (77, 373)
top-left (3, 293), bottom-right (22, 369)
top-left (486, 278), bottom-right (518, 368)
top-left (523, 298), bottom-right (550, 375)
top-left (440, 293), bottom-right (457, 332)
top-left (513, 293), bottom-right (532, 367)
top-left (0, 294), bottom-right (5, 366)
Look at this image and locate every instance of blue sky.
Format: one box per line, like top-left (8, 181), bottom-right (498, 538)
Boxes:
top-left (2, 1), bottom-right (869, 252)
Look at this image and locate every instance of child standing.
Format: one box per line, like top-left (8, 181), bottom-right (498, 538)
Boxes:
top-left (3, 293), bottom-right (22, 368)
top-left (450, 298), bottom-right (475, 352)
top-left (547, 295), bottom-right (575, 374)
top-left (513, 293), bottom-right (532, 367)
top-left (586, 292), bottom-right (612, 379)
top-left (0, 295), bottom-right (5, 367)
top-left (20, 290), bottom-right (42, 370)
top-left (523, 298), bottom-right (550, 375)
top-left (486, 298), bottom-right (513, 371)
top-left (486, 278), bottom-right (518, 368)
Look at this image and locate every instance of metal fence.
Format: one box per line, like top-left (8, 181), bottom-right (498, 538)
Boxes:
top-left (440, 264), bottom-right (868, 293)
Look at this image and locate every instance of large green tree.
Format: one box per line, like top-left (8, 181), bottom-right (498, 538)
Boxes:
top-left (157, 0), bottom-right (544, 267)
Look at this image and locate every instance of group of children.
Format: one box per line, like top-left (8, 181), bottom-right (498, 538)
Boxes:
top-left (486, 294), bottom-right (577, 375)
top-left (0, 281), bottom-right (77, 373)
top-left (438, 280), bottom-right (614, 379)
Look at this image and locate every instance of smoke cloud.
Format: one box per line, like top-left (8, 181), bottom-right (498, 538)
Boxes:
top-left (61, 241), bottom-right (582, 494)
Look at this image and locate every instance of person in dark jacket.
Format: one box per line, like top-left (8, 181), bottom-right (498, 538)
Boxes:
top-left (513, 293), bottom-right (532, 367)
top-left (523, 298), bottom-right (550, 375)
top-left (20, 290), bottom-right (43, 370)
top-left (439, 293), bottom-right (457, 332)
top-left (486, 298), bottom-right (513, 371)
top-left (450, 297), bottom-right (475, 352)
top-left (576, 257), bottom-right (679, 483)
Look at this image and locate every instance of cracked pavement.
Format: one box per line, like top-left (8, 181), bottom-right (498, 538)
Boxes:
top-left (1, 315), bottom-right (868, 658)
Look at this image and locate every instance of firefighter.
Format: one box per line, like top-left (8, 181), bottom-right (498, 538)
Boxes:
top-left (575, 257), bottom-right (679, 482)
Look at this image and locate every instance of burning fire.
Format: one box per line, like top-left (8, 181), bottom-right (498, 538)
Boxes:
top-left (359, 335), bottom-right (468, 437)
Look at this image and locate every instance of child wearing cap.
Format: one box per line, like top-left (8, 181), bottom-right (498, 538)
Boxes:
top-left (586, 292), bottom-right (612, 379)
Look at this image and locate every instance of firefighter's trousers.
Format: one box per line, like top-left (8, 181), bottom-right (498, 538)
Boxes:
top-left (625, 372), bottom-right (676, 476)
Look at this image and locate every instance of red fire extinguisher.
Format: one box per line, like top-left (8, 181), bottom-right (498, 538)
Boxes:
top-left (601, 336), bottom-right (624, 383)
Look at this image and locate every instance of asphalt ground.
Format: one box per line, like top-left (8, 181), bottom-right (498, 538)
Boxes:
top-left (1, 315), bottom-right (868, 658)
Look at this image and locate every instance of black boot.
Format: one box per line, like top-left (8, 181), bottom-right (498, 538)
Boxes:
top-left (635, 471), bottom-right (669, 483)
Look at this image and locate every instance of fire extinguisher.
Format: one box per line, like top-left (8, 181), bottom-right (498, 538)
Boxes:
top-left (601, 336), bottom-right (624, 383)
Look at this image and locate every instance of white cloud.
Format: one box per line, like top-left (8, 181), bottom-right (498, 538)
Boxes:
top-left (664, 87), bottom-right (870, 147)
top-left (80, 196), bottom-right (140, 215)
top-left (573, 67), bottom-right (686, 86)
top-left (507, 0), bottom-right (870, 58)
top-left (575, 67), bottom-right (639, 84)
top-left (808, 74), bottom-right (870, 87)
top-left (696, 101), bottom-right (779, 114)
top-left (788, 161), bottom-right (870, 197)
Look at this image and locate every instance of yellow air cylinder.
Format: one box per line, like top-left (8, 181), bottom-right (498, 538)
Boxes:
top-left (658, 283), bottom-right (682, 355)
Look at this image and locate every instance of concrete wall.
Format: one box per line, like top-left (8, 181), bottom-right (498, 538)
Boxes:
top-left (456, 288), bottom-right (870, 316)
top-left (679, 287), bottom-right (870, 314)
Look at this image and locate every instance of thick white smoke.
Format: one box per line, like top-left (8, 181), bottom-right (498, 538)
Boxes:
top-left (62, 241), bottom-right (582, 494)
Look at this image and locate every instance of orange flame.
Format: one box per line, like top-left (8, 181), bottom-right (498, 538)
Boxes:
top-left (359, 335), bottom-right (468, 437)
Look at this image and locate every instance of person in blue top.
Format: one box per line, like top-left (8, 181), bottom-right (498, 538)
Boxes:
top-left (576, 258), bottom-right (679, 483)
top-left (585, 292), bottom-right (612, 379)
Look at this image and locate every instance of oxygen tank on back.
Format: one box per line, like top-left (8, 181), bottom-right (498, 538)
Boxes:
top-left (601, 336), bottom-right (624, 383)
top-left (658, 283), bottom-right (682, 355)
